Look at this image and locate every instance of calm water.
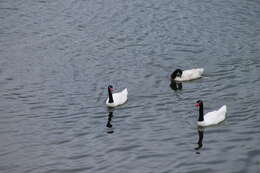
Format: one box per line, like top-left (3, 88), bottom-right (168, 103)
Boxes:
top-left (1, 0), bottom-right (260, 173)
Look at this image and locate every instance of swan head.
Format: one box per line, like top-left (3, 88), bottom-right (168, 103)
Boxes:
top-left (108, 85), bottom-right (113, 92)
top-left (195, 100), bottom-right (203, 107)
top-left (171, 69), bottom-right (183, 80)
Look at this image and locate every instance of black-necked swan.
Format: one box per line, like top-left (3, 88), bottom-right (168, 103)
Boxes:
top-left (195, 100), bottom-right (227, 127)
top-left (171, 68), bottom-right (204, 81)
top-left (106, 85), bottom-right (128, 107)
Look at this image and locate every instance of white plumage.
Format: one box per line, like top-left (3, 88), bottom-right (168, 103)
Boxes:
top-left (106, 88), bottom-right (128, 107)
top-left (197, 105), bottom-right (227, 127)
top-left (174, 68), bottom-right (204, 81)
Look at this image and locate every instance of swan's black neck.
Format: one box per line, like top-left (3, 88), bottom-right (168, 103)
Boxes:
top-left (108, 88), bottom-right (114, 103)
top-left (198, 102), bottom-right (204, 121)
top-left (171, 69), bottom-right (183, 80)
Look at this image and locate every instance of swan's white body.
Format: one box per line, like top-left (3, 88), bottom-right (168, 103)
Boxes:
top-left (175, 68), bottom-right (204, 81)
top-left (197, 105), bottom-right (227, 127)
top-left (106, 88), bottom-right (128, 107)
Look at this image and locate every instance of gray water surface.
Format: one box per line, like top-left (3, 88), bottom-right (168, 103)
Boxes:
top-left (1, 0), bottom-right (260, 173)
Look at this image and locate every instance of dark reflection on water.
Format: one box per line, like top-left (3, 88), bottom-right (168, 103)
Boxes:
top-left (170, 81), bottom-right (182, 91)
top-left (106, 112), bottom-right (113, 128)
top-left (195, 126), bottom-right (204, 153)
top-left (106, 110), bottom-right (114, 134)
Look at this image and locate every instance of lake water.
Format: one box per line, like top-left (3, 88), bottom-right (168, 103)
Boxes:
top-left (1, 0), bottom-right (260, 173)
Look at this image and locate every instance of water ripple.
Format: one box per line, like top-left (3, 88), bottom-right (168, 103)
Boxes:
top-left (0, 0), bottom-right (260, 173)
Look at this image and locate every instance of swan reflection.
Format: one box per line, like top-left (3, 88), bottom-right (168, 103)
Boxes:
top-left (170, 81), bottom-right (182, 90)
top-left (195, 126), bottom-right (204, 151)
top-left (106, 111), bottom-right (114, 134)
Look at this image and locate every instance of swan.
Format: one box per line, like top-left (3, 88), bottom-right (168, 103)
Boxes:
top-left (106, 85), bottom-right (128, 107)
top-left (195, 100), bottom-right (227, 127)
top-left (171, 68), bottom-right (204, 81)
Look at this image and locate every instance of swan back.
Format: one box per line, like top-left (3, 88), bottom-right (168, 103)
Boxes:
top-left (198, 105), bottom-right (227, 126)
top-left (175, 68), bottom-right (204, 81)
top-left (106, 88), bottom-right (128, 107)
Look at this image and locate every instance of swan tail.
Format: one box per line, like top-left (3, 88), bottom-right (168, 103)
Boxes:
top-left (121, 88), bottom-right (128, 96)
top-left (198, 68), bottom-right (204, 75)
top-left (220, 105), bottom-right (227, 113)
